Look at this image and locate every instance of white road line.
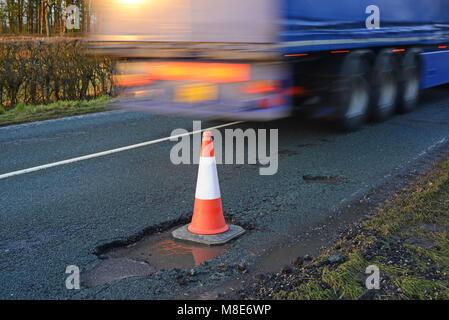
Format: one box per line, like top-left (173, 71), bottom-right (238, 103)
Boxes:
top-left (0, 121), bottom-right (243, 180)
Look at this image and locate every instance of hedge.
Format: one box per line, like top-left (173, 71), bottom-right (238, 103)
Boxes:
top-left (0, 39), bottom-right (114, 109)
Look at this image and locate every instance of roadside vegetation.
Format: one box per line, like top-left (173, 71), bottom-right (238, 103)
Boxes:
top-left (0, 95), bottom-right (112, 127)
top-left (0, 39), bottom-right (114, 110)
top-left (0, 38), bottom-right (115, 126)
top-left (253, 157), bottom-right (449, 300)
top-left (0, 1), bottom-right (89, 37)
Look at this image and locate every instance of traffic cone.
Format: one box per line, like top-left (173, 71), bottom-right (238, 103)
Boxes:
top-left (172, 130), bottom-right (245, 245)
top-left (188, 131), bottom-right (229, 235)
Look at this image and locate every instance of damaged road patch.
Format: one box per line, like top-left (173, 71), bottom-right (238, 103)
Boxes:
top-left (82, 258), bottom-right (156, 288)
top-left (84, 227), bottom-right (230, 288)
top-left (303, 175), bottom-right (341, 185)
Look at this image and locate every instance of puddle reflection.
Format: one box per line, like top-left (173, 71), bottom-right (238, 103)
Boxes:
top-left (107, 230), bottom-right (229, 269)
top-left (83, 229), bottom-right (229, 287)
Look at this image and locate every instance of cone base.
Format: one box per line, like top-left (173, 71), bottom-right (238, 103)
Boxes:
top-left (172, 224), bottom-right (245, 246)
top-left (188, 224), bottom-right (229, 235)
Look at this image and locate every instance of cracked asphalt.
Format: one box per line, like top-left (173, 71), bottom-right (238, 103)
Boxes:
top-left (1, 86), bottom-right (449, 299)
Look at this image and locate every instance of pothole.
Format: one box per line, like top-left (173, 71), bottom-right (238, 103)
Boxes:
top-left (107, 229), bottom-right (230, 269)
top-left (81, 258), bottom-right (156, 288)
top-left (279, 149), bottom-right (299, 157)
top-left (82, 228), bottom-right (230, 288)
top-left (303, 175), bottom-right (341, 184)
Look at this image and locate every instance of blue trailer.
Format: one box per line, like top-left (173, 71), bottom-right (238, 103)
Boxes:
top-left (283, 0), bottom-right (449, 53)
top-left (89, 0), bottom-right (449, 130)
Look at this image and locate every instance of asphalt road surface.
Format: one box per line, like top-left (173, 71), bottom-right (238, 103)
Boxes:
top-left (1, 86), bottom-right (449, 299)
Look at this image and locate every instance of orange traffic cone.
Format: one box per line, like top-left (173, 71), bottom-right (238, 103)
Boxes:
top-left (172, 130), bottom-right (244, 245)
top-left (188, 131), bottom-right (229, 235)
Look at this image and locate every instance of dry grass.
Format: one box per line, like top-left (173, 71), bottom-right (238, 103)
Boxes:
top-left (274, 157), bottom-right (449, 300)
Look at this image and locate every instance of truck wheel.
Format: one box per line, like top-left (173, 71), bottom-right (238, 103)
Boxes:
top-left (334, 52), bottom-right (371, 131)
top-left (397, 49), bottom-right (421, 114)
top-left (370, 50), bottom-right (398, 122)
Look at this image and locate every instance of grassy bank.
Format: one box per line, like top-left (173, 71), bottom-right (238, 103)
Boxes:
top-left (0, 96), bottom-right (112, 127)
top-left (255, 157), bottom-right (449, 300)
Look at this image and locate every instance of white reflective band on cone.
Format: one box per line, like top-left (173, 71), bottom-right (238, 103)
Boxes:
top-left (195, 157), bottom-right (221, 200)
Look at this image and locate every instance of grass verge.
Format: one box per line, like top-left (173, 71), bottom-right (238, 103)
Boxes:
top-left (0, 96), bottom-right (112, 127)
top-left (260, 157), bottom-right (449, 300)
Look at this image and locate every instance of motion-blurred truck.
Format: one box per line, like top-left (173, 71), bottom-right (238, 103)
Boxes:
top-left (88, 0), bottom-right (449, 130)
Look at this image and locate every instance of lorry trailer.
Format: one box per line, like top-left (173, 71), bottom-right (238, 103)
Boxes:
top-left (88, 0), bottom-right (449, 130)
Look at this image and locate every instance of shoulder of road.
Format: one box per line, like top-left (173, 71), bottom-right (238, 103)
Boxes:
top-left (238, 155), bottom-right (449, 300)
top-left (0, 96), bottom-right (111, 127)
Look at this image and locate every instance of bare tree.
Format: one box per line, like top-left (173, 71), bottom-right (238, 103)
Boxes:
top-left (0, 0), bottom-right (91, 36)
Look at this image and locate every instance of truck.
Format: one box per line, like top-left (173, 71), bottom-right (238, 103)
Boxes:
top-left (88, 0), bottom-right (449, 131)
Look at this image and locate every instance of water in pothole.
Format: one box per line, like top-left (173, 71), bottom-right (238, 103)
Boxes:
top-left (82, 228), bottom-right (229, 288)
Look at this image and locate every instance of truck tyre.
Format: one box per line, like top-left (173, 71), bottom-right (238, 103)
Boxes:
top-left (397, 49), bottom-right (421, 114)
top-left (370, 49), bottom-right (398, 122)
top-left (334, 51), bottom-right (371, 131)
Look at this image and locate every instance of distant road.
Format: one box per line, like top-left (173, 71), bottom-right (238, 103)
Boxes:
top-left (1, 86), bottom-right (449, 299)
